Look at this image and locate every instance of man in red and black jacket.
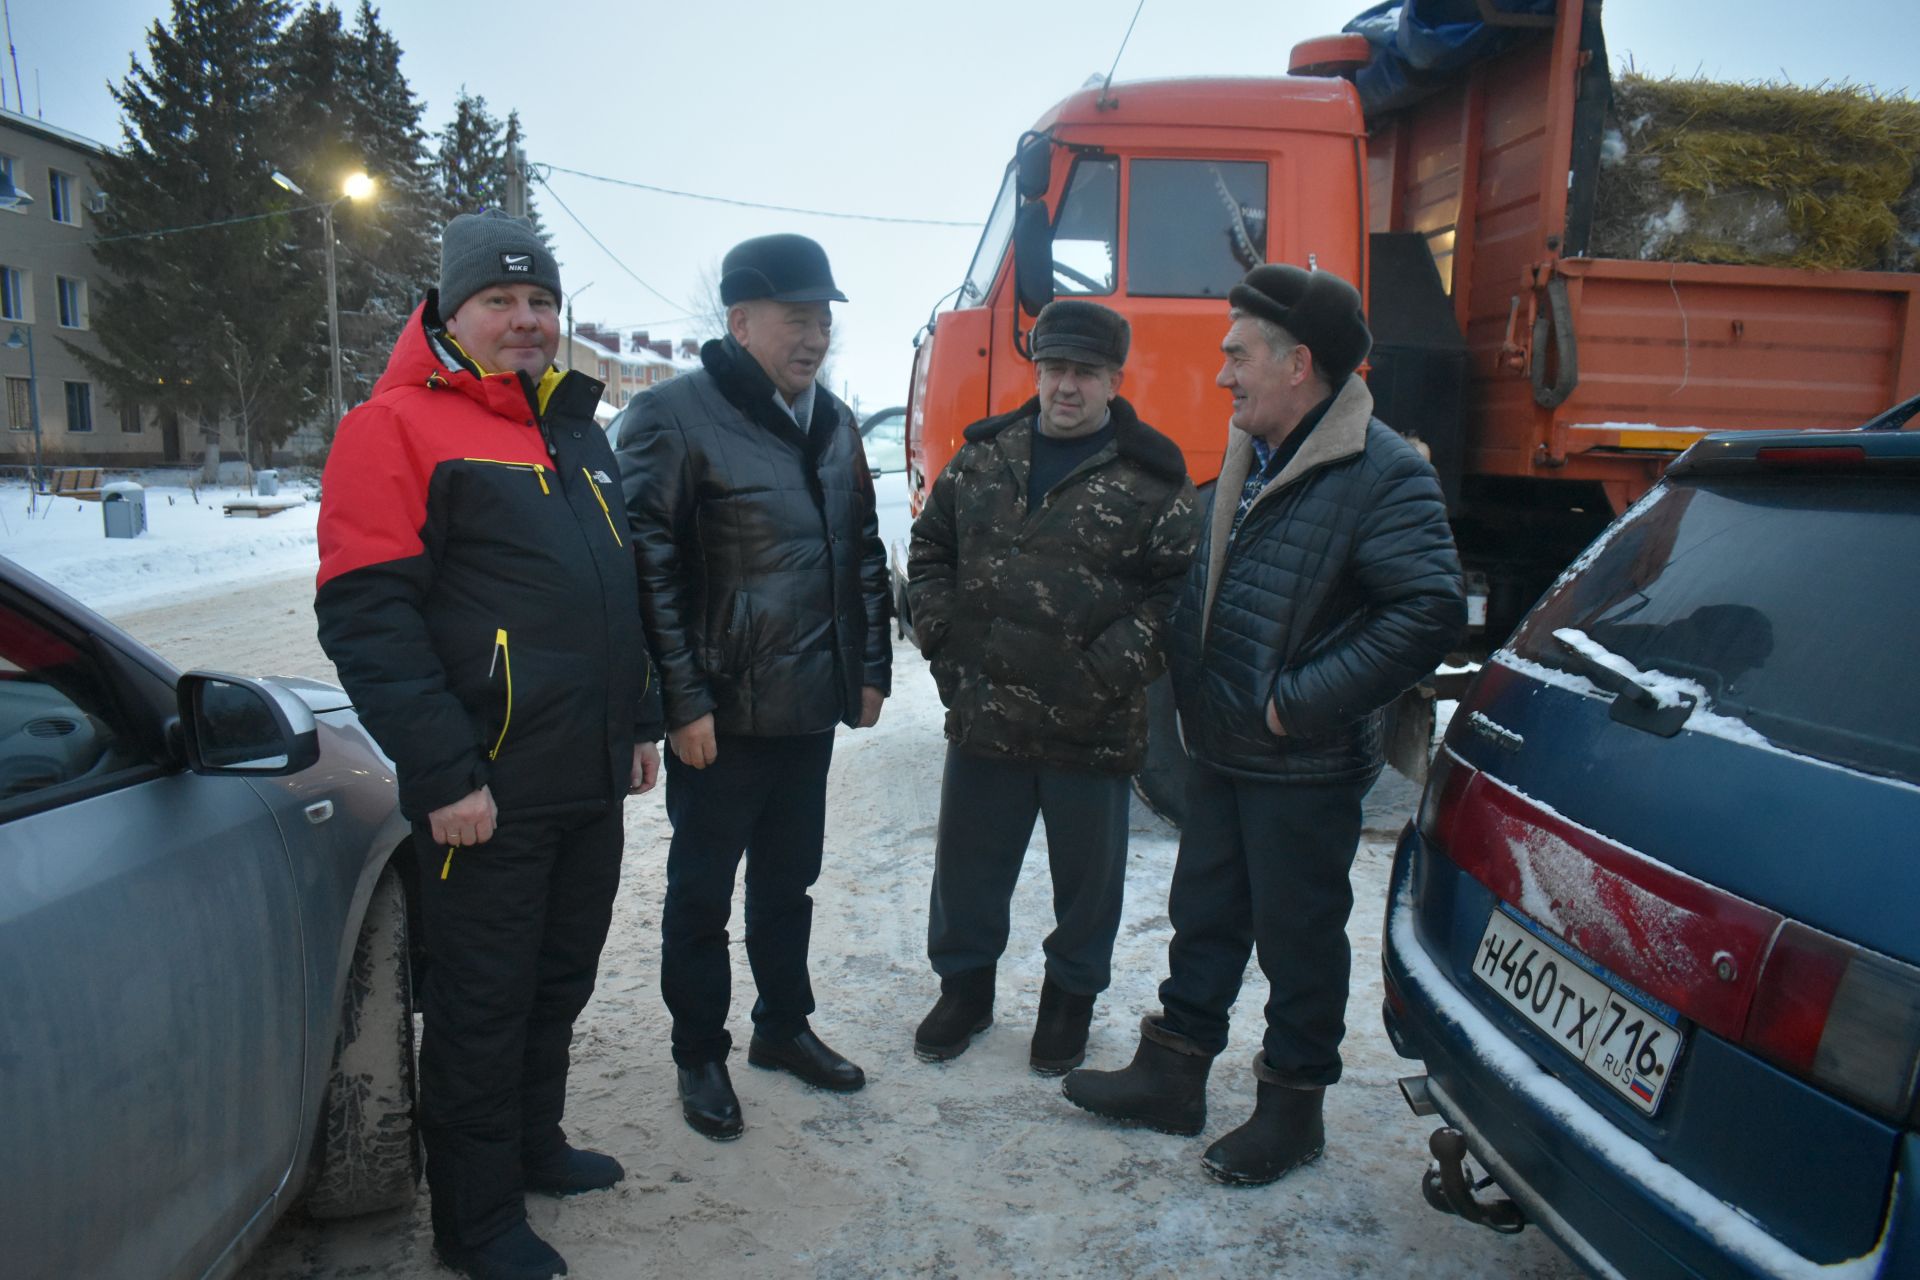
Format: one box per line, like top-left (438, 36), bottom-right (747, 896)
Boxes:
top-left (317, 209), bottom-right (660, 1280)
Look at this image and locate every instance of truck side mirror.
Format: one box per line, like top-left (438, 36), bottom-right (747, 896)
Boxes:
top-left (1015, 132), bottom-right (1052, 201)
top-left (1013, 202), bottom-right (1055, 319)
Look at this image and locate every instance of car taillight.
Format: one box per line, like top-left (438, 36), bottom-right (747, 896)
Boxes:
top-left (1745, 921), bottom-right (1920, 1124)
top-left (1424, 749), bottom-right (1920, 1126)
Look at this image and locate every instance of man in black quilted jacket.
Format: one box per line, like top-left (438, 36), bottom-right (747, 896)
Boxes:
top-left (614, 234), bottom-right (891, 1142)
top-left (1064, 265), bottom-right (1465, 1187)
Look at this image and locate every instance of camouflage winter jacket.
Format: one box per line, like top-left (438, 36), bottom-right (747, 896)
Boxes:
top-left (907, 396), bottom-right (1198, 774)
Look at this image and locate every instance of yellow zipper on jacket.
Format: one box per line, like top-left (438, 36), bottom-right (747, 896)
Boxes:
top-left (582, 467), bottom-right (624, 546)
top-left (443, 627), bottom-right (514, 882)
top-left (463, 457), bottom-right (551, 494)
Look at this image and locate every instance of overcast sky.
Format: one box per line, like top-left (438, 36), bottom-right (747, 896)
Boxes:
top-left (8, 0), bottom-right (1917, 414)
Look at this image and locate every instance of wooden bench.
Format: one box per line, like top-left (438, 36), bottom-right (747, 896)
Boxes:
top-left (46, 467), bottom-right (104, 501)
top-left (222, 495), bottom-right (307, 518)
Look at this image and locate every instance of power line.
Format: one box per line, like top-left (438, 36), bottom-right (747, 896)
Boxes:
top-left (3, 199), bottom-right (331, 251)
top-left (539, 162), bottom-right (981, 228)
top-left (530, 171), bottom-right (685, 313)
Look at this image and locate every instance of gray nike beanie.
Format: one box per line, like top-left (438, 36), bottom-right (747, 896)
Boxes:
top-left (438, 208), bottom-right (562, 319)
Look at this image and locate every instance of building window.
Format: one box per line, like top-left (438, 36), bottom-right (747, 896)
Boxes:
top-left (5, 377), bottom-right (30, 431)
top-left (119, 399), bottom-right (142, 433)
top-left (0, 265), bottom-right (25, 321)
top-left (64, 382), bottom-right (92, 433)
top-left (0, 153), bottom-right (21, 213)
top-left (48, 170), bottom-right (76, 224)
top-left (56, 277), bottom-right (87, 329)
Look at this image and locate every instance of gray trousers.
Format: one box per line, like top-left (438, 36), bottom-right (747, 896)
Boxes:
top-left (927, 745), bottom-right (1132, 995)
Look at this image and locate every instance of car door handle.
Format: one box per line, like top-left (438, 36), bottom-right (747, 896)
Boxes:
top-left (304, 800), bottom-right (334, 825)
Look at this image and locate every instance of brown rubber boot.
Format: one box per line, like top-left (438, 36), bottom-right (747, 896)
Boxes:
top-left (1060, 1015), bottom-right (1214, 1136)
top-left (1200, 1051), bottom-right (1326, 1186)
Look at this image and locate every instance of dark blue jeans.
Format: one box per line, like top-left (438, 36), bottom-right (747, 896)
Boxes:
top-left (661, 730), bottom-right (834, 1067)
top-left (927, 745), bottom-right (1132, 995)
top-left (1157, 759), bottom-right (1370, 1087)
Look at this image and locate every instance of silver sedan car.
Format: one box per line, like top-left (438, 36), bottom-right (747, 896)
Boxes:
top-left (0, 557), bottom-right (417, 1280)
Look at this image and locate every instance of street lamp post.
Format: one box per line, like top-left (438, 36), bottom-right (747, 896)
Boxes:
top-left (4, 325), bottom-right (43, 507)
top-left (271, 169), bottom-right (375, 432)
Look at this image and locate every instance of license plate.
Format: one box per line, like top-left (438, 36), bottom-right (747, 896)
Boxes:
top-left (1472, 908), bottom-right (1684, 1116)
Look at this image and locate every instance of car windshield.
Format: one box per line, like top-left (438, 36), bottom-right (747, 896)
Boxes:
top-left (958, 167), bottom-right (1018, 308)
top-left (1509, 475), bottom-right (1920, 783)
top-left (861, 410), bottom-right (907, 474)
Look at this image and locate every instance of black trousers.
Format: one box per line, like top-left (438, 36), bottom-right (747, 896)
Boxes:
top-left (927, 745), bottom-right (1132, 995)
top-left (1156, 759), bottom-right (1370, 1087)
top-left (414, 804), bottom-right (623, 1248)
top-left (661, 730), bottom-right (834, 1068)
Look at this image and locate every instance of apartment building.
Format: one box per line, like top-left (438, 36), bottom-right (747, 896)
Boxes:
top-left (0, 107), bottom-right (172, 467)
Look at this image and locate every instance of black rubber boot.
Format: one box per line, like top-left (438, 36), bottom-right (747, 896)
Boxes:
top-left (914, 966), bottom-right (995, 1062)
top-left (522, 1143), bottom-right (625, 1196)
top-left (1201, 1052), bottom-right (1326, 1186)
top-left (1060, 1015), bottom-right (1214, 1136)
top-left (434, 1220), bottom-right (568, 1280)
top-left (1029, 977), bottom-right (1096, 1076)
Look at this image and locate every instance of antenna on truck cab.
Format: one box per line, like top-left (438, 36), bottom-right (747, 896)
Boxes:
top-left (1096, 0), bottom-right (1147, 111)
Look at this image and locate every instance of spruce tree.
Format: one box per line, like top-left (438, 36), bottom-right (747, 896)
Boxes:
top-left (276, 1), bottom-right (444, 413)
top-left (435, 92), bottom-right (549, 244)
top-left (81, 0), bottom-right (318, 467)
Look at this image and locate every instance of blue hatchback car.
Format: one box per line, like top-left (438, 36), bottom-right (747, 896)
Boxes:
top-left (1382, 413), bottom-right (1920, 1277)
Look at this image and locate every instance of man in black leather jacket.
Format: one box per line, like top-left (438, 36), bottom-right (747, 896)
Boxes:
top-left (1064, 265), bottom-right (1465, 1188)
top-left (614, 234), bottom-right (891, 1142)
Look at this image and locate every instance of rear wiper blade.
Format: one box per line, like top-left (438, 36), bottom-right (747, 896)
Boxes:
top-left (1549, 628), bottom-right (1696, 737)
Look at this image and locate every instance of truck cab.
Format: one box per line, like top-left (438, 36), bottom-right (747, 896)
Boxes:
top-left (905, 75), bottom-right (1370, 519)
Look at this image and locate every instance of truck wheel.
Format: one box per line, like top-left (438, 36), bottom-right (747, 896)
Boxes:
top-left (1132, 674), bottom-right (1188, 825)
top-left (304, 865), bottom-right (420, 1219)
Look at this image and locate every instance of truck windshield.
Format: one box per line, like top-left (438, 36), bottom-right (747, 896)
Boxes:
top-left (959, 166), bottom-right (1018, 307)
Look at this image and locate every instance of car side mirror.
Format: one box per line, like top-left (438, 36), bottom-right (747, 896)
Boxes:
top-left (176, 671), bottom-right (321, 776)
top-left (1013, 201), bottom-right (1055, 319)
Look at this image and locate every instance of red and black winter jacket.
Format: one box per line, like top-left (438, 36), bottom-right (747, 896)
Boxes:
top-left (316, 296), bottom-right (660, 822)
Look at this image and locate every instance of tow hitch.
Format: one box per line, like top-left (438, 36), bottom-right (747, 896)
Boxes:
top-left (1399, 1076), bottom-right (1527, 1234)
top-left (1422, 1127), bottom-right (1527, 1234)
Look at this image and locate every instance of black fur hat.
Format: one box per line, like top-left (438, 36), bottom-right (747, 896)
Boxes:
top-left (1227, 264), bottom-right (1371, 384)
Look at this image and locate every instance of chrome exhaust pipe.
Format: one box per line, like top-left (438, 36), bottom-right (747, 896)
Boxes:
top-left (1398, 1074), bottom-right (1437, 1116)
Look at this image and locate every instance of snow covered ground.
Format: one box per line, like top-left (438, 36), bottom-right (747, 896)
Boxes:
top-left (0, 474), bottom-right (322, 615)
top-left (2, 490), bottom-right (1580, 1278)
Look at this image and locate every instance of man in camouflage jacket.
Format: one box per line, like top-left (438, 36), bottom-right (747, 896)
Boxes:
top-left (906, 299), bottom-right (1199, 1075)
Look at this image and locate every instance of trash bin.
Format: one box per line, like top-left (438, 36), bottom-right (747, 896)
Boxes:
top-left (255, 469), bottom-right (280, 496)
top-left (102, 482), bottom-right (147, 539)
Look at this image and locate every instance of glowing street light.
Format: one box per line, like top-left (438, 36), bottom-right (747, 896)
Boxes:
top-left (271, 168), bottom-right (377, 429)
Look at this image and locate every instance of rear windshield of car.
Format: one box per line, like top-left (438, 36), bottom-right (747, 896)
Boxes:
top-left (1510, 475), bottom-right (1920, 784)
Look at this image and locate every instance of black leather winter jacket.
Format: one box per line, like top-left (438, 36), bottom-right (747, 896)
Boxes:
top-left (613, 337), bottom-right (891, 737)
top-left (1168, 375), bottom-right (1465, 784)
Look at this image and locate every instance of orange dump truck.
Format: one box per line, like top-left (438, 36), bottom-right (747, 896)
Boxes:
top-left (900, 0), bottom-right (1920, 811)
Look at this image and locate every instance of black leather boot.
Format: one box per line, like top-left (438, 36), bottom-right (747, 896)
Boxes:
top-left (914, 966), bottom-right (995, 1062)
top-left (676, 1060), bottom-right (744, 1141)
top-left (1201, 1052), bottom-right (1326, 1186)
top-left (1029, 977), bottom-right (1096, 1076)
top-left (1060, 1015), bottom-right (1214, 1136)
